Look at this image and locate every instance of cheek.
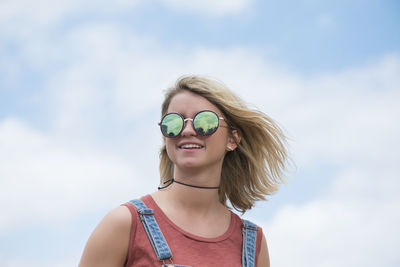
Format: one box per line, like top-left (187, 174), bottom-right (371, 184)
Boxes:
top-left (207, 132), bottom-right (228, 150)
top-left (165, 140), bottom-right (177, 160)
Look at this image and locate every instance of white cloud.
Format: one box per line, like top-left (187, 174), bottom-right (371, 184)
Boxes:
top-left (0, 118), bottom-right (152, 233)
top-left (0, 0), bottom-right (143, 40)
top-left (0, 0), bottom-right (143, 24)
top-left (159, 0), bottom-right (253, 16)
top-left (1, 257), bottom-right (78, 267)
top-left (263, 166), bottom-right (400, 267)
top-left (290, 54), bottom-right (400, 167)
top-left (248, 54), bottom-right (400, 265)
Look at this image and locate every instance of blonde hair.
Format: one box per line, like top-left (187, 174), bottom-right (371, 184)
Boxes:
top-left (159, 75), bottom-right (288, 213)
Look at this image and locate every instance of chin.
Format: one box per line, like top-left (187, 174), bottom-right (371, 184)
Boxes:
top-left (177, 158), bottom-right (224, 172)
top-left (177, 160), bottom-right (203, 169)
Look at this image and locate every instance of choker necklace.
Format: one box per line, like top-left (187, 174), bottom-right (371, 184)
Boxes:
top-left (158, 178), bottom-right (220, 190)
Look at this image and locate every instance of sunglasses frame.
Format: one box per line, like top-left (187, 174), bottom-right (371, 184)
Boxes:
top-left (159, 110), bottom-right (227, 138)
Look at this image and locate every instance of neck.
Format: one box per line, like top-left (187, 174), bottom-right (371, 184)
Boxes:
top-left (158, 178), bottom-right (220, 190)
top-left (155, 167), bottom-right (223, 213)
top-left (174, 163), bottom-right (222, 188)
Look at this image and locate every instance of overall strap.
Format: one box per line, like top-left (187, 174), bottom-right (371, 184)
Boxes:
top-left (242, 219), bottom-right (258, 267)
top-left (129, 199), bottom-right (173, 261)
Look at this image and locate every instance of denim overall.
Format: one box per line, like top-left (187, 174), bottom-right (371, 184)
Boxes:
top-left (130, 199), bottom-right (258, 267)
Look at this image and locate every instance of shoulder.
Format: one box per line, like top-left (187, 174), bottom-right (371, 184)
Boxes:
top-left (79, 205), bottom-right (132, 267)
top-left (92, 205), bottom-right (133, 234)
top-left (88, 205), bottom-right (133, 240)
top-left (104, 205), bottom-right (133, 228)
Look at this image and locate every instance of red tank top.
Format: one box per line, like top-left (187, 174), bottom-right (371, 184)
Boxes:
top-left (122, 195), bottom-right (263, 267)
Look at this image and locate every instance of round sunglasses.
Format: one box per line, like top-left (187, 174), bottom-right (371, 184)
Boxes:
top-left (159, 110), bottom-right (227, 138)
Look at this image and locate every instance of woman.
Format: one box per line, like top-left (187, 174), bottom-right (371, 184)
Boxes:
top-left (79, 76), bottom-right (288, 267)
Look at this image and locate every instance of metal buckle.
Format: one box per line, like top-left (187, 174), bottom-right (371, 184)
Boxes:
top-left (138, 208), bottom-right (154, 215)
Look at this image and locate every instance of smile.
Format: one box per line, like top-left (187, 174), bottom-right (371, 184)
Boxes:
top-left (179, 144), bottom-right (204, 149)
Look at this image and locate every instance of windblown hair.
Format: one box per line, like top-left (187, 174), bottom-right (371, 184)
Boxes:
top-left (159, 75), bottom-right (288, 213)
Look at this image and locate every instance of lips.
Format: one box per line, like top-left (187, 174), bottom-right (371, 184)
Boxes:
top-left (178, 143), bottom-right (204, 149)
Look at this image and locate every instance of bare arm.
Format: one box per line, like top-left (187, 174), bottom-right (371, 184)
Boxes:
top-left (257, 234), bottom-right (270, 267)
top-left (79, 206), bottom-right (132, 267)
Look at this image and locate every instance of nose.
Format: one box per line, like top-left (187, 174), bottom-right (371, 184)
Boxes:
top-left (181, 118), bottom-right (197, 136)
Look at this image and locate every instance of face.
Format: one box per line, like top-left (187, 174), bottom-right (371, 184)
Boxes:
top-left (163, 91), bottom-right (235, 174)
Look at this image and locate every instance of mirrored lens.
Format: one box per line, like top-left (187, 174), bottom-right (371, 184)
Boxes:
top-left (160, 113), bottom-right (183, 137)
top-left (193, 111), bottom-right (219, 135)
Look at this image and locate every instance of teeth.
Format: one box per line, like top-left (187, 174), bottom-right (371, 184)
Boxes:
top-left (180, 144), bottom-right (203, 149)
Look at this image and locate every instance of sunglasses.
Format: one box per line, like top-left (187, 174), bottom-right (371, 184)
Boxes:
top-left (159, 110), bottom-right (227, 138)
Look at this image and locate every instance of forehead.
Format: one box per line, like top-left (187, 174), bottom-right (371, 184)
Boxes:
top-left (167, 91), bottom-right (222, 115)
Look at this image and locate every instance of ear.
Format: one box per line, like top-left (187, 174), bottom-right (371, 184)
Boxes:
top-left (227, 129), bottom-right (241, 151)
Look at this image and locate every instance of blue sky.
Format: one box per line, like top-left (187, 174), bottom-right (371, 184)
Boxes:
top-left (122, 0), bottom-right (400, 72)
top-left (1, 1), bottom-right (399, 266)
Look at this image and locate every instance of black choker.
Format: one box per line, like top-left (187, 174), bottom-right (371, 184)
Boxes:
top-left (158, 178), bottom-right (220, 190)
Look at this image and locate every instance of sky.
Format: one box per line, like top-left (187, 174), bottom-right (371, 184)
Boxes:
top-left (0, 0), bottom-right (399, 266)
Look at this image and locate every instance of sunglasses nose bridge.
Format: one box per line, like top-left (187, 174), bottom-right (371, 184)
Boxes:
top-left (181, 118), bottom-right (197, 135)
top-left (183, 118), bottom-right (194, 123)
